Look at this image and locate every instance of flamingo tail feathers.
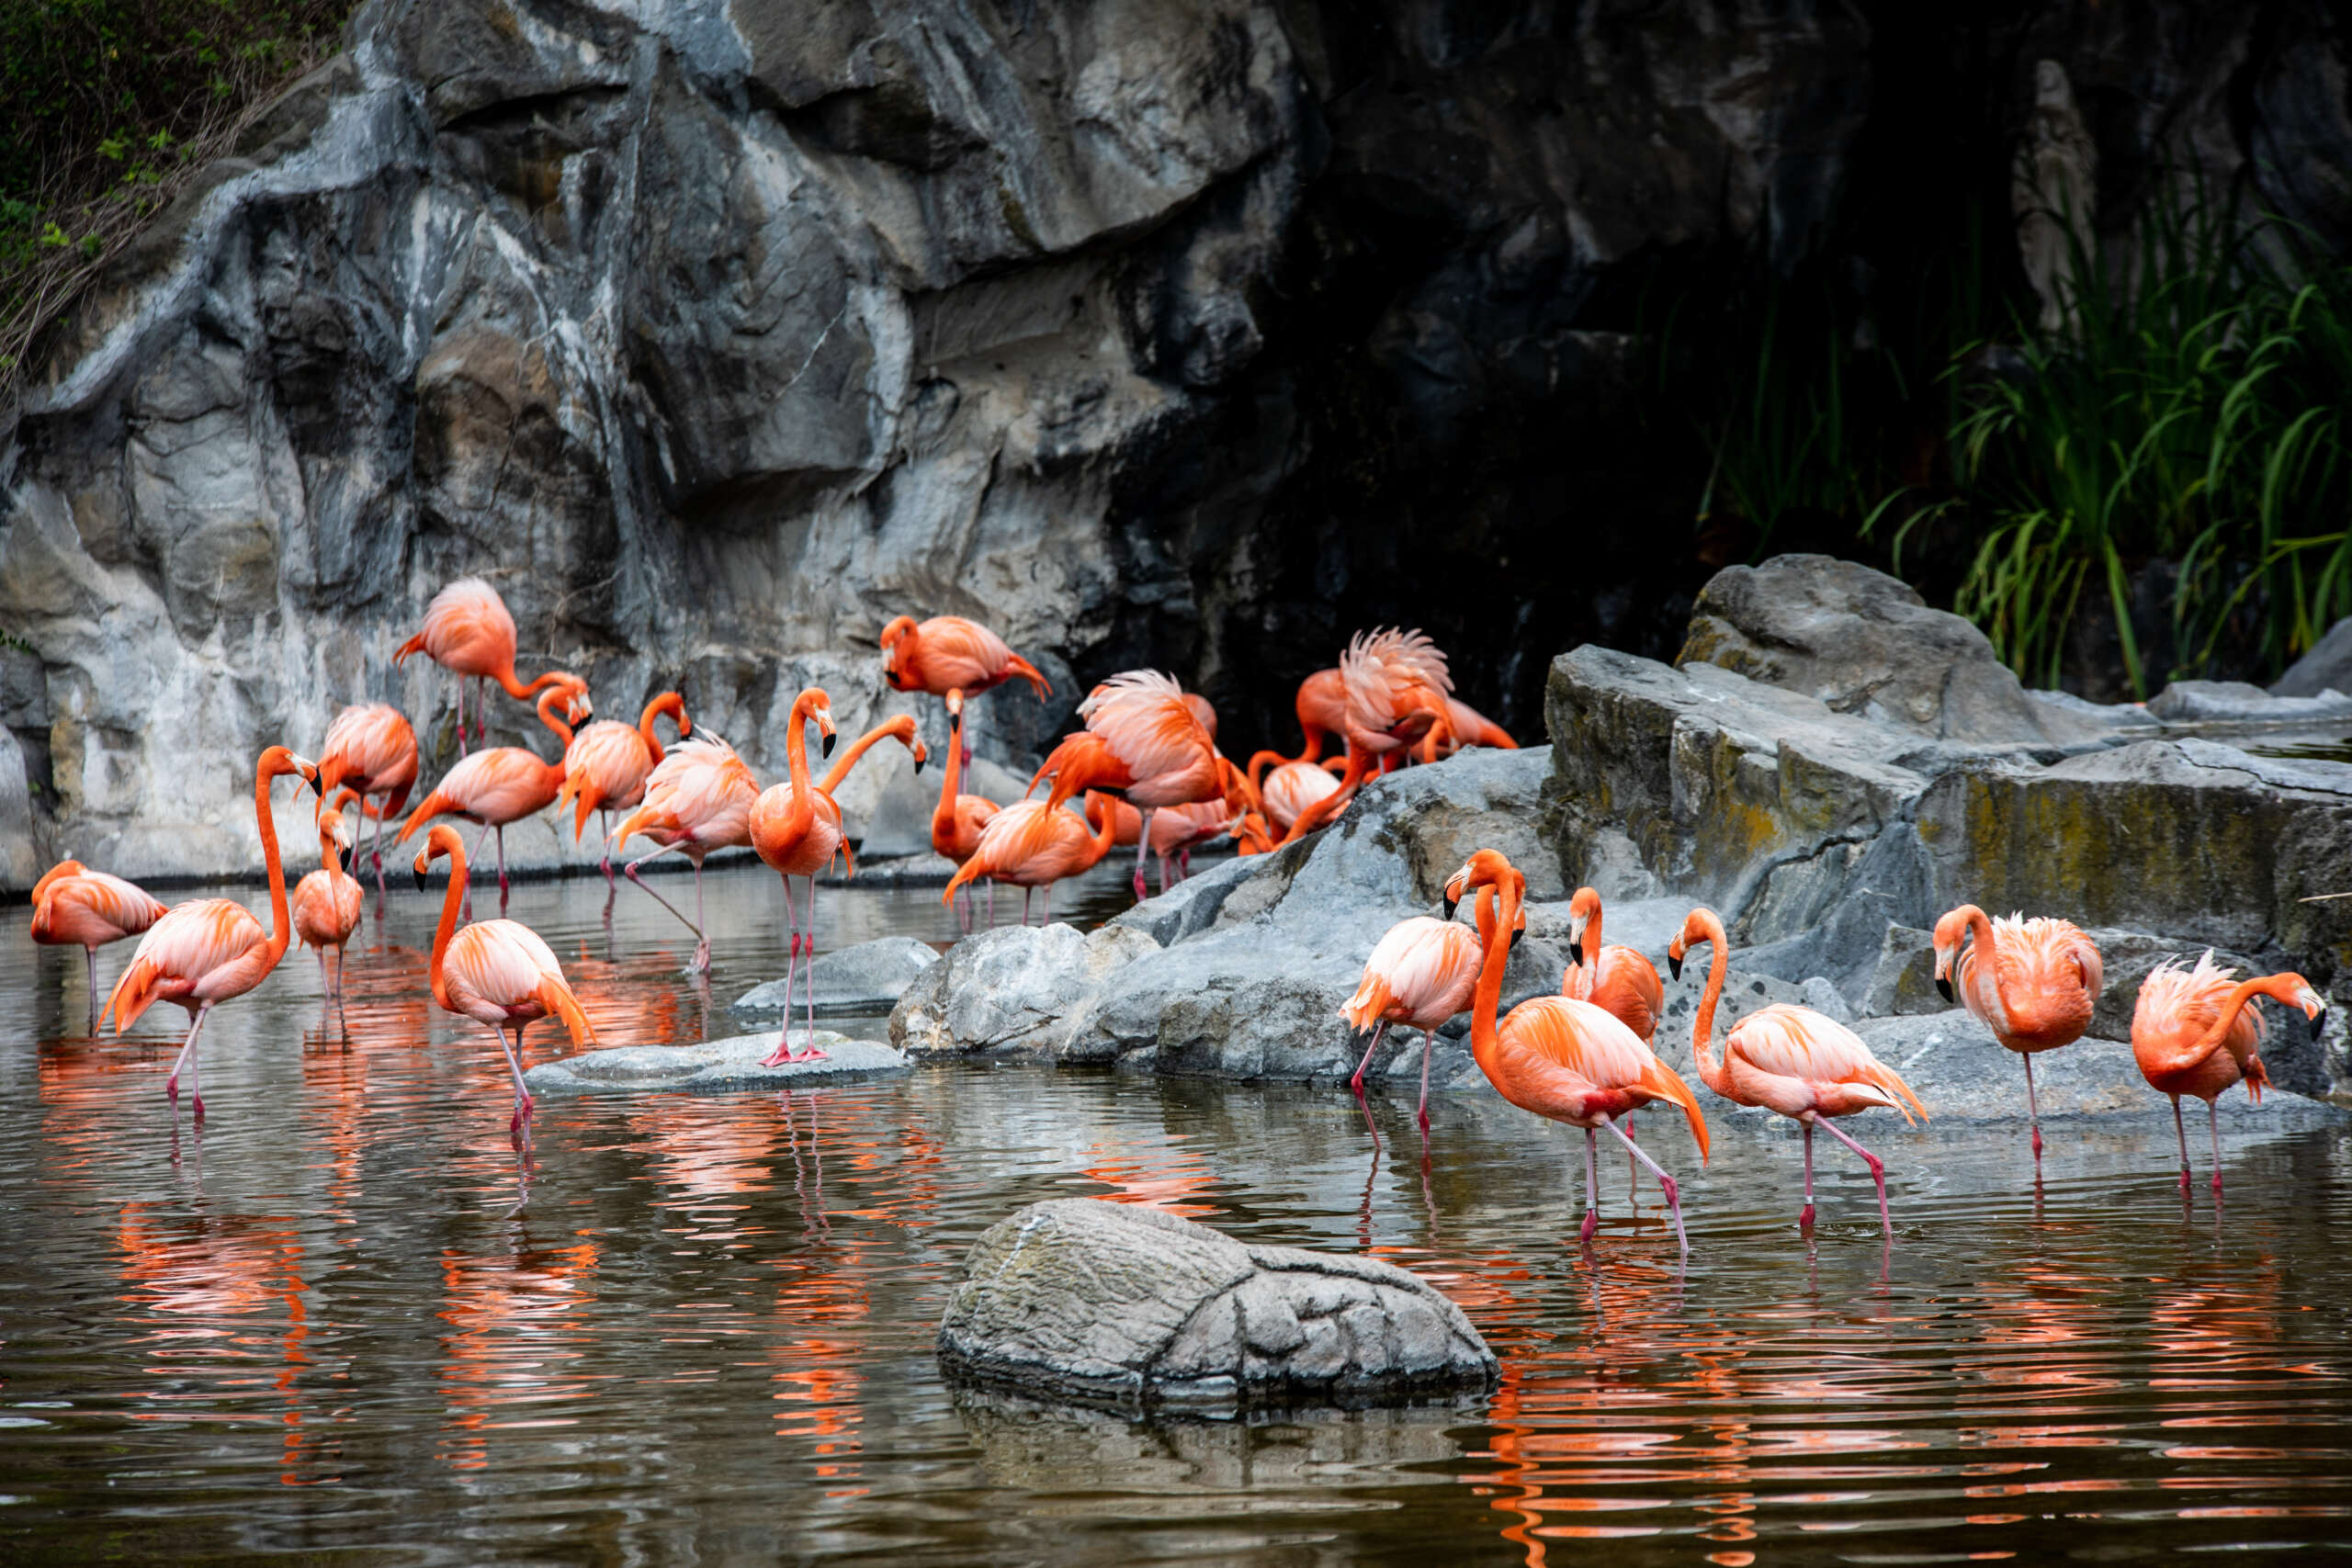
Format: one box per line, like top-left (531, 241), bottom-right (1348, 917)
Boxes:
top-left (103, 954), bottom-right (162, 1035)
top-left (1639, 1057), bottom-right (1711, 1164)
top-left (393, 630), bottom-right (427, 666)
top-left (943, 856), bottom-right (985, 908)
top-left (395, 793), bottom-right (452, 844)
top-left (537, 975), bottom-right (595, 1049)
top-left (1005, 653), bottom-right (1052, 701)
top-left (1339, 973), bottom-right (1395, 1033)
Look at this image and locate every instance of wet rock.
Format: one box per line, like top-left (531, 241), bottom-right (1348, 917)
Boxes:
top-left (1848, 1016), bottom-right (2147, 1121)
top-left (2272, 616), bottom-right (2352, 699)
top-left (2147, 680), bottom-right (2352, 725)
top-left (936, 1199), bottom-right (1497, 1414)
top-left (522, 1032), bottom-right (908, 1094)
top-left (732, 935), bottom-right (942, 1017)
top-left (1859, 925), bottom-right (1943, 1017)
top-left (891, 922), bottom-right (1163, 1058)
top-left (855, 750), bottom-right (1035, 861)
top-left (956, 1388), bottom-right (1471, 1483)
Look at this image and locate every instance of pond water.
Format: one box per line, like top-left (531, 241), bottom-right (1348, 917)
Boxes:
top-left (4, 858), bottom-right (2350, 1564)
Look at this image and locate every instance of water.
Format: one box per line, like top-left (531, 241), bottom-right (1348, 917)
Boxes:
top-left (5, 859), bottom-right (2351, 1563)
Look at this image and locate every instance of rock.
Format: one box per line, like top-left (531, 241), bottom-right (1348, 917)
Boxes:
top-left (1678, 554), bottom-right (2109, 746)
top-left (935, 1199), bottom-right (1497, 1413)
top-left (522, 1032), bottom-right (908, 1094)
top-left (732, 935), bottom-right (942, 1017)
top-left (955, 1389), bottom-right (1468, 1488)
top-left (892, 922), bottom-right (1164, 1058)
top-left (2272, 616), bottom-right (2352, 699)
top-left (1859, 925), bottom-right (1943, 1017)
top-left (1848, 1016), bottom-right (2148, 1121)
top-left (0, 727), bottom-right (45, 887)
top-left (1108, 852), bottom-right (1264, 947)
top-left (2146, 680), bottom-right (2352, 725)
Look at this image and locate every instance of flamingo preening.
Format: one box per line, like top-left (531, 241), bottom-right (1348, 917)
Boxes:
top-left (291, 790), bottom-right (365, 1035)
top-left (314, 703), bottom-right (418, 900)
top-left (1281, 630), bottom-right (1456, 843)
top-left (396, 679), bottom-right (590, 915)
top-left (608, 733), bottom-right (762, 974)
top-left (1564, 886), bottom-right (1666, 1193)
top-left (1668, 907), bottom-right (1928, 1235)
top-left (557, 692), bottom-right (692, 891)
top-left (30, 859), bottom-right (166, 1032)
top-left (412, 823), bottom-right (595, 1142)
top-left (102, 746), bottom-right (321, 1118)
top-left (2131, 953), bottom-right (2324, 1201)
top-left (1934, 905), bottom-right (2103, 1168)
top-left (1340, 891), bottom-right (1522, 1131)
top-left (1029, 670), bottom-right (1221, 898)
top-left (941, 794), bottom-right (1120, 927)
top-left (394, 578), bottom-right (580, 753)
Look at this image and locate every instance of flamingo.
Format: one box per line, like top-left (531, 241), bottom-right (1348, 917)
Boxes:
top-left (291, 790), bottom-right (365, 1035)
top-left (1028, 670), bottom-right (1220, 898)
top-left (942, 793), bottom-right (1120, 926)
top-left (1259, 760), bottom-right (1340, 835)
top-left (880, 615), bottom-right (1052, 704)
top-left (1933, 905), bottom-right (2103, 1168)
top-left (1565, 886), bottom-right (1666, 1193)
top-left (411, 823), bottom-right (595, 1142)
top-left (101, 745), bottom-right (321, 1118)
top-left (1145, 798), bottom-right (1238, 889)
top-left (932, 690), bottom-right (1002, 929)
top-left (1668, 907), bottom-right (1929, 1235)
top-left (746, 690), bottom-right (849, 1066)
top-left (30, 859), bottom-right (166, 1032)
top-left (1436, 695), bottom-right (1518, 755)
top-left (1246, 667), bottom-right (1346, 784)
top-left (1281, 630), bottom-right (1456, 843)
top-left (1340, 891), bottom-right (1524, 1129)
top-left (2131, 953), bottom-right (2324, 1201)
top-left (1443, 850), bottom-right (1709, 1250)
top-left (396, 678), bottom-right (590, 915)
top-left (394, 578), bottom-right (578, 752)
top-left (608, 732), bottom-right (760, 973)
top-left (556, 692), bottom-right (691, 891)
top-left (314, 703), bottom-right (418, 900)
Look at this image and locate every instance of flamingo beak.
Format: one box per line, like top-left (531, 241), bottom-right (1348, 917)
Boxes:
top-left (1668, 953), bottom-right (1683, 982)
top-left (1510, 926), bottom-right (1524, 950)
top-left (1569, 937), bottom-right (1585, 966)
top-left (1937, 976), bottom-right (1955, 1003)
top-left (413, 864), bottom-right (428, 892)
top-left (1442, 894), bottom-right (1458, 920)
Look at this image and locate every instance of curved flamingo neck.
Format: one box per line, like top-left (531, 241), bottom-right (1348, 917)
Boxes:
top-left (639, 693), bottom-right (684, 763)
top-left (820, 717), bottom-right (910, 795)
top-left (934, 706), bottom-right (965, 849)
top-left (505, 667), bottom-right (571, 701)
top-left (319, 827), bottom-right (345, 880)
top-left (1690, 913), bottom-right (1730, 1094)
top-left (777, 695), bottom-right (819, 841)
top-left (2194, 975), bottom-right (2299, 1053)
top-left (427, 837), bottom-right (469, 1012)
top-left (537, 686), bottom-right (579, 750)
top-left (1282, 743), bottom-right (1370, 844)
top-left (1466, 878), bottom-right (1521, 1080)
top-left (1084, 795), bottom-right (1118, 862)
top-left (255, 760), bottom-right (295, 967)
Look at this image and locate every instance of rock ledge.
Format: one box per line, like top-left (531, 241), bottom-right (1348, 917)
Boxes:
top-left (523, 1032), bottom-right (907, 1094)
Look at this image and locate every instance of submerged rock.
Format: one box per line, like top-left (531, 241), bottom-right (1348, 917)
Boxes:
top-left (523, 1032), bottom-right (907, 1094)
top-left (936, 1199), bottom-right (1497, 1414)
top-left (733, 935), bottom-right (942, 1017)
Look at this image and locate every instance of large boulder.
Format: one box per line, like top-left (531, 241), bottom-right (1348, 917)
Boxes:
top-left (936, 1199), bottom-right (1498, 1413)
top-left (2271, 616), bottom-right (2352, 699)
top-left (733, 935), bottom-right (942, 1017)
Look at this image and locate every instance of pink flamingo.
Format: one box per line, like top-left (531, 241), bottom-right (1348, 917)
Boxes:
top-left (1246, 667), bottom-right (1346, 784)
top-left (880, 615), bottom-right (1052, 703)
top-left (1668, 907), bottom-right (1929, 1235)
top-left (1446, 850), bottom-right (1709, 1250)
top-left (932, 690), bottom-right (1001, 929)
top-left (607, 732), bottom-right (760, 973)
top-left (30, 859), bottom-right (166, 1032)
top-left (412, 824), bottom-right (595, 1142)
top-left (1282, 630), bottom-right (1456, 843)
top-left (315, 703), bottom-right (418, 899)
top-left (1434, 695), bottom-right (1518, 756)
top-left (396, 679), bottom-right (589, 914)
top-left (2131, 953), bottom-right (2324, 1200)
top-left (1259, 760), bottom-right (1340, 835)
top-left (291, 790), bottom-right (365, 1035)
top-left (1934, 905), bottom-right (2103, 1168)
top-left (102, 746), bottom-right (321, 1117)
top-left (1340, 891), bottom-right (1522, 1130)
top-left (1028, 670), bottom-right (1220, 898)
top-left (556, 691), bottom-right (692, 891)
top-left (394, 578), bottom-right (578, 752)
top-left (942, 794), bottom-right (1121, 926)
top-left (1564, 886), bottom-right (1666, 1193)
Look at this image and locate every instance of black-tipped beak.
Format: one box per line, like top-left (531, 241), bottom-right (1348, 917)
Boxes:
top-left (1936, 976), bottom-right (1955, 1003)
top-left (413, 866), bottom-right (428, 893)
top-left (821, 732), bottom-right (837, 759)
top-left (1442, 896), bottom-right (1458, 920)
top-left (2314, 1003), bottom-right (2330, 1031)
top-left (1569, 938), bottom-right (1586, 967)
top-left (1510, 927), bottom-right (1525, 950)
top-left (1668, 953), bottom-right (1683, 982)
top-left (914, 755), bottom-right (926, 774)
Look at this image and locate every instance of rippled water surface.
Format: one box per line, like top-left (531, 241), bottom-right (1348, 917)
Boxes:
top-left (5, 859), bottom-right (2351, 1564)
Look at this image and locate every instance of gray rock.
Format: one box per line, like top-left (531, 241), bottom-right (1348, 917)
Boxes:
top-left (732, 935), bottom-right (943, 1017)
top-left (523, 1032), bottom-right (908, 1094)
top-left (891, 921), bottom-right (1164, 1058)
top-left (856, 750), bottom-right (1035, 861)
top-left (2272, 616), bottom-right (2352, 699)
top-left (1860, 925), bottom-right (1944, 1017)
top-left (0, 727), bottom-right (45, 888)
top-left (936, 1199), bottom-right (1497, 1414)
top-left (1849, 1016), bottom-right (2148, 1121)
top-left (2147, 680), bottom-right (2352, 725)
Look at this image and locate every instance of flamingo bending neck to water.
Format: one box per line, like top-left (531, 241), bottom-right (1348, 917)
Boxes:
top-left (315, 703), bottom-right (418, 901)
top-left (942, 793), bottom-right (1119, 926)
top-left (1934, 904), bottom-right (2102, 1168)
top-left (1340, 890), bottom-right (1521, 1132)
top-left (397, 678), bottom-right (589, 915)
top-left (291, 790), bottom-right (365, 1035)
top-left (102, 746), bottom-right (321, 1118)
top-left (557, 692), bottom-right (691, 892)
top-left (32, 860), bottom-right (166, 1032)
top-left (607, 732), bottom-right (759, 973)
top-left (1281, 630), bottom-right (1456, 844)
top-left (2131, 953), bottom-right (2324, 1200)
top-left (395, 578), bottom-right (577, 753)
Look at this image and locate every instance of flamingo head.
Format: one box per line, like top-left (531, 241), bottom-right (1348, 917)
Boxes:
top-left (945, 687), bottom-right (965, 727)
top-left (1441, 848), bottom-right (1518, 920)
top-left (1930, 907), bottom-right (1978, 1002)
top-left (880, 617), bottom-right (917, 686)
top-left (910, 735), bottom-right (929, 774)
top-left (262, 745), bottom-right (322, 796)
top-left (1666, 906), bottom-right (1724, 983)
top-left (317, 799), bottom-right (356, 852)
top-left (413, 822), bottom-right (464, 890)
top-left (2276, 972), bottom-right (2329, 1024)
top-left (797, 688), bottom-right (837, 757)
top-left (1566, 886), bottom-right (1600, 966)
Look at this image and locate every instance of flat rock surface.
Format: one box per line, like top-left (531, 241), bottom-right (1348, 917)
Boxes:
top-left (734, 935), bottom-right (944, 1016)
top-left (1850, 1015), bottom-right (2147, 1120)
top-left (937, 1199), bottom-right (1497, 1415)
top-left (524, 1032), bottom-right (908, 1094)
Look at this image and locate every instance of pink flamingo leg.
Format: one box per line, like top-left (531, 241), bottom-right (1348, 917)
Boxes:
top-left (692, 861), bottom-right (709, 974)
top-left (2208, 1100), bottom-right (2224, 1199)
top-left (1624, 1111), bottom-right (1640, 1203)
top-left (1348, 1019), bottom-right (1390, 1098)
top-left (1132, 808), bottom-right (1155, 900)
top-left (1416, 1028), bottom-right (1434, 1135)
top-left (1800, 1122), bottom-right (1816, 1231)
top-left (488, 1021), bottom-right (534, 1141)
top-left (1022, 887), bottom-right (1034, 927)
top-left (494, 825), bottom-right (510, 913)
top-left (2024, 1054), bottom-right (2044, 1165)
top-left (599, 809), bottom-right (616, 892)
top-left (369, 806), bottom-right (389, 902)
top-left (1816, 1116), bottom-right (1892, 1236)
top-left (1602, 1114), bottom-right (1688, 1253)
top-left (760, 876), bottom-right (801, 1067)
top-left (456, 677), bottom-right (469, 758)
top-left (2172, 1095), bottom-right (2193, 1201)
top-left (1040, 882), bottom-right (1054, 927)
top-left (334, 947), bottom-right (351, 1037)
top-left (84, 946), bottom-right (98, 1035)
top-left (164, 1001), bottom-right (213, 1111)
top-left (1577, 1128), bottom-right (1600, 1244)
top-left (794, 878), bottom-right (825, 1062)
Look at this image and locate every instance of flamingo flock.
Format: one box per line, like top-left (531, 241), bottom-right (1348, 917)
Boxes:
top-left (25, 583), bottom-right (2330, 1238)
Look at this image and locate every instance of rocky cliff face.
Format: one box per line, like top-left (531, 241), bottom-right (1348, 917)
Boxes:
top-left (4, 0), bottom-right (2348, 883)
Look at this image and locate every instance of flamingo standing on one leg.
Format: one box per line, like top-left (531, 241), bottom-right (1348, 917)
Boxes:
top-left (1280, 630), bottom-right (1456, 844)
top-left (607, 733), bottom-right (760, 973)
top-left (315, 703), bottom-right (418, 901)
top-left (394, 578), bottom-right (579, 753)
top-left (1668, 907), bottom-right (1928, 1235)
top-left (932, 690), bottom-right (1002, 931)
top-left (1340, 891), bottom-right (1523, 1131)
top-left (942, 794), bottom-right (1120, 927)
top-left (1934, 904), bottom-right (2103, 1171)
top-left (1246, 667), bottom-right (1347, 785)
top-left (291, 790), bottom-right (366, 1036)
top-left (396, 679), bottom-right (589, 915)
top-left (411, 824), bottom-right (595, 1142)
top-left (1028, 671), bottom-right (1220, 899)
top-left (556, 692), bottom-right (691, 893)
top-left (1563, 886), bottom-right (1666, 1196)
top-left (30, 860), bottom-right (166, 1032)
top-left (101, 746), bottom-right (321, 1118)
top-left (1444, 850), bottom-right (1709, 1251)
top-left (745, 690), bottom-right (846, 1066)
top-left (2131, 953), bottom-right (2324, 1201)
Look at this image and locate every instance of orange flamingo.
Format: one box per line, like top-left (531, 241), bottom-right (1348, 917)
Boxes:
top-left (1028, 670), bottom-right (1220, 898)
top-left (2131, 953), bottom-right (2324, 1200)
top-left (291, 790), bottom-right (365, 1035)
top-left (102, 745), bottom-right (321, 1117)
top-left (932, 690), bottom-right (1001, 929)
top-left (30, 859), bottom-right (166, 1031)
top-left (556, 691), bottom-right (691, 889)
top-left (880, 615), bottom-right (1051, 703)
top-left (942, 793), bottom-right (1120, 926)
top-left (1933, 905), bottom-right (2103, 1167)
top-left (1246, 667), bottom-right (1346, 784)
top-left (1668, 906), bottom-right (1928, 1235)
top-left (412, 823), bottom-right (595, 1141)
top-left (1144, 798), bottom-right (1238, 890)
top-left (396, 679), bottom-right (589, 914)
top-left (1340, 893), bottom-right (1523, 1127)
top-left (1565, 886), bottom-right (1666, 1192)
top-left (1445, 850), bottom-right (1709, 1250)
top-left (1282, 630), bottom-right (1457, 843)
top-left (1438, 695), bottom-right (1518, 755)
top-left (315, 703), bottom-right (418, 899)
top-left (746, 690), bottom-right (848, 1066)
top-left (395, 578), bottom-right (578, 752)
top-left (609, 732), bottom-right (760, 973)
top-left (1259, 760), bottom-right (1340, 835)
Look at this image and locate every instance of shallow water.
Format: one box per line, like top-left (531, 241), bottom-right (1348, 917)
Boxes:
top-left (4, 859), bottom-right (2351, 1564)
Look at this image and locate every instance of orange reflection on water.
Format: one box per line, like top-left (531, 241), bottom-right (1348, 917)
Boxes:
top-left (435, 1236), bottom-right (601, 1473)
top-left (1080, 1135), bottom-right (1216, 1216)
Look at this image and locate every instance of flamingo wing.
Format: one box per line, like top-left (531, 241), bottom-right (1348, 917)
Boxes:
top-left (913, 615), bottom-right (1017, 689)
top-left (104, 899), bottom-right (268, 1031)
top-left (1343, 916), bottom-right (1479, 1031)
top-left (1497, 996), bottom-right (1711, 1157)
top-left (1340, 628), bottom-right (1453, 734)
top-left (40, 871), bottom-right (167, 942)
top-left (1726, 1005), bottom-right (1928, 1122)
top-left (1080, 672), bottom-right (1211, 784)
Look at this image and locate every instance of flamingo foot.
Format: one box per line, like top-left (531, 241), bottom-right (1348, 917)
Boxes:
top-left (190, 1093), bottom-right (205, 1122)
top-left (790, 1045), bottom-right (830, 1063)
top-left (2030, 1125), bottom-right (2044, 1159)
top-left (759, 1038), bottom-right (794, 1068)
top-left (165, 1076), bottom-right (179, 1103)
top-left (2211, 1170), bottom-right (2224, 1196)
top-left (686, 941), bottom-right (710, 975)
top-left (1578, 1208), bottom-right (1598, 1245)
top-left (1132, 869), bottom-right (1148, 900)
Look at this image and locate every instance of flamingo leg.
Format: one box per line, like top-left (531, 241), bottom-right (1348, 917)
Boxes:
top-left (987, 880), bottom-right (996, 929)
top-left (1132, 808), bottom-right (1155, 900)
top-left (1023, 887), bottom-right (1033, 927)
top-left (2173, 1095), bottom-right (2193, 1201)
top-left (456, 677), bottom-right (469, 758)
top-left (1800, 1122), bottom-right (1816, 1231)
top-left (370, 804), bottom-right (388, 901)
top-left (1624, 1111), bottom-right (1640, 1203)
top-left (164, 1001), bottom-right (214, 1118)
top-left (495, 825), bottom-right (510, 913)
top-left (84, 946), bottom-right (97, 1035)
top-left (1349, 1019), bottom-right (1391, 1098)
top-left (1602, 1114), bottom-right (1689, 1254)
top-left (760, 877), bottom-right (802, 1068)
top-left (1816, 1117), bottom-right (1892, 1236)
top-left (599, 809), bottom-right (616, 891)
top-left (795, 878), bottom-right (825, 1062)
top-left (334, 947), bottom-right (351, 1038)
top-left (1578, 1128), bottom-right (1600, 1244)
top-left (476, 677), bottom-right (489, 741)
top-left (2023, 1054), bottom-right (2044, 1165)
top-left (1416, 1028), bottom-right (1434, 1135)
top-left (692, 860), bottom-right (709, 975)
top-left (2208, 1099), bottom-right (2224, 1199)
top-left (488, 1021), bottom-right (533, 1140)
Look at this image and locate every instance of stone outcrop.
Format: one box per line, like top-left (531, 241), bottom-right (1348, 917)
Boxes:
top-left (732, 934), bottom-right (941, 1017)
top-left (522, 1032), bottom-right (907, 1094)
top-left (2273, 617), bottom-right (2352, 699)
top-left (936, 1198), bottom-right (1497, 1413)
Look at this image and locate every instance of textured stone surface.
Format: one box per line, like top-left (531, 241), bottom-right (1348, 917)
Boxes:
top-left (523, 1032), bottom-right (907, 1094)
top-left (2272, 616), bottom-right (2352, 699)
top-left (2147, 681), bottom-right (2352, 724)
top-left (1847, 1017), bottom-right (2148, 1122)
top-left (935, 1199), bottom-right (1496, 1413)
top-left (892, 922), bottom-right (1164, 1058)
top-left (733, 935), bottom-right (943, 1017)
